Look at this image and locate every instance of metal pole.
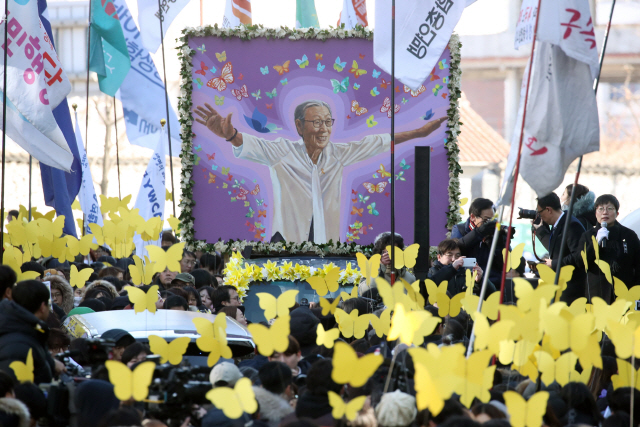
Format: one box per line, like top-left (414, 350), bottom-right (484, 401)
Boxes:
top-left (200, 0), bottom-right (203, 26)
top-left (113, 97), bottom-right (121, 200)
top-left (84, 1), bottom-right (92, 153)
top-left (157, 0), bottom-right (176, 217)
top-left (1, 0), bottom-right (9, 261)
top-left (389, 0), bottom-right (396, 284)
top-left (28, 156), bottom-right (32, 220)
top-left (552, 0), bottom-right (616, 300)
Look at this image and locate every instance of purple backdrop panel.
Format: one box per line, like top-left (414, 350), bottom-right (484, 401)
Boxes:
top-left (188, 36), bottom-right (451, 246)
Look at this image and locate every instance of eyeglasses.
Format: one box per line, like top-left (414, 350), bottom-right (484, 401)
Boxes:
top-left (303, 119), bottom-right (335, 128)
top-left (442, 252), bottom-right (461, 259)
top-left (182, 259), bottom-right (196, 266)
top-left (230, 296), bottom-right (240, 302)
top-left (536, 208), bottom-right (545, 214)
top-left (597, 206), bottom-right (616, 213)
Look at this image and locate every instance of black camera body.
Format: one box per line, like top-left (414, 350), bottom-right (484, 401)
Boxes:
top-left (518, 207), bottom-right (538, 220)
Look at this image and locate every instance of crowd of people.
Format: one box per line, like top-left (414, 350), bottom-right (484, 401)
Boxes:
top-left (0, 185), bottom-right (638, 427)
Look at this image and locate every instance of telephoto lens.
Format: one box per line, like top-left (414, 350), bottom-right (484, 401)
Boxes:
top-left (518, 207), bottom-right (538, 220)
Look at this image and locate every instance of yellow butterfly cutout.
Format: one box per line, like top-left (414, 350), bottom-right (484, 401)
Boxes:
top-left (126, 285), bottom-right (159, 314)
top-left (206, 377), bottom-right (258, 419)
top-left (424, 279), bottom-right (447, 305)
top-left (105, 360), bottom-right (155, 401)
top-left (591, 297), bottom-right (630, 332)
top-left (456, 350), bottom-right (496, 408)
top-left (564, 297), bottom-right (588, 317)
top-left (510, 340), bottom-right (539, 380)
top-left (388, 303), bottom-right (441, 346)
top-left (334, 308), bottom-right (377, 339)
top-left (591, 236), bottom-right (612, 284)
top-left (10, 348), bottom-right (34, 383)
top-left (148, 336), bottom-right (190, 365)
top-left (537, 264), bottom-right (575, 299)
top-left (371, 307), bottom-right (392, 338)
top-left (459, 197), bottom-right (469, 215)
top-left (504, 391), bottom-right (549, 427)
top-left (612, 358), bottom-right (640, 391)
top-left (70, 265), bottom-right (93, 289)
top-left (146, 242), bottom-right (186, 273)
top-left (356, 252), bottom-right (380, 285)
top-left (193, 316), bottom-right (232, 366)
top-left (502, 242), bottom-right (525, 272)
top-left (3, 246), bottom-right (40, 282)
top-left (88, 223), bottom-right (105, 246)
top-left (434, 291), bottom-right (466, 318)
top-left (307, 267), bottom-right (340, 297)
top-left (461, 291), bottom-right (501, 321)
top-left (328, 392), bottom-right (366, 421)
top-left (128, 255), bottom-right (156, 286)
top-left (385, 243), bottom-right (420, 269)
top-left (339, 286), bottom-right (358, 302)
top-left (35, 215), bottom-right (65, 240)
top-left (166, 189), bottom-right (173, 201)
top-left (499, 305), bottom-right (543, 348)
top-left (376, 277), bottom-right (422, 311)
top-left (68, 234), bottom-right (99, 257)
top-left (71, 199), bottom-right (82, 211)
top-left (319, 296), bottom-right (341, 316)
top-left (534, 351), bottom-right (579, 387)
top-left (38, 236), bottom-right (68, 262)
top-left (257, 290), bottom-right (298, 321)
top-left (99, 194), bottom-right (131, 215)
top-left (215, 51), bottom-right (227, 62)
top-left (606, 320), bottom-right (640, 360)
top-left (472, 313), bottom-right (514, 355)
top-left (331, 341), bottom-right (382, 387)
top-left (349, 60), bottom-right (367, 77)
top-left (513, 278), bottom-right (557, 313)
top-left (414, 363), bottom-right (445, 415)
top-left (167, 215), bottom-right (180, 233)
top-left (580, 242), bottom-right (588, 273)
top-left (139, 217), bottom-right (163, 241)
top-left (247, 316), bottom-right (290, 356)
top-left (316, 324), bottom-right (340, 349)
top-left (614, 278), bottom-right (640, 303)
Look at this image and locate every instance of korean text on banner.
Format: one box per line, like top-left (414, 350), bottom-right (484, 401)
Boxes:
top-left (0, 0), bottom-right (74, 171)
top-left (137, 0), bottom-right (190, 53)
top-left (373, 0), bottom-right (476, 92)
top-left (113, 0), bottom-right (181, 156)
top-left (514, 0), bottom-right (537, 49)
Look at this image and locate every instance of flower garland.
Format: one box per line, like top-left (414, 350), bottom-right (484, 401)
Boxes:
top-left (177, 24), bottom-right (463, 256)
top-left (223, 252), bottom-right (363, 298)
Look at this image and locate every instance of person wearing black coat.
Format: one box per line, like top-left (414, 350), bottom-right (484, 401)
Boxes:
top-left (0, 281), bottom-right (57, 384)
top-left (427, 239), bottom-right (496, 297)
top-left (532, 192), bottom-right (587, 304)
top-left (575, 195), bottom-right (640, 303)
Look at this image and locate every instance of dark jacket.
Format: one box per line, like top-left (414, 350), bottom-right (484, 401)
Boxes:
top-left (570, 191), bottom-right (597, 230)
top-left (427, 260), bottom-right (496, 297)
top-left (280, 393), bottom-right (337, 427)
top-left (534, 213), bottom-right (587, 304)
top-left (576, 221), bottom-right (640, 303)
top-left (451, 218), bottom-right (508, 284)
top-left (0, 299), bottom-right (55, 384)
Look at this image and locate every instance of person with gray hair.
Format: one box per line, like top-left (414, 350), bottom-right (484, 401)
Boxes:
top-left (195, 100), bottom-right (445, 243)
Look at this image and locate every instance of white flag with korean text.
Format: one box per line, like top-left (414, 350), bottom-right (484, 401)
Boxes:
top-left (498, 42), bottom-right (599, 203)
top-left (0, 0), bottom-right (74, 171)
top-left (338, 0), bottom-right (368, 29)
top-left (223, 0), bottom-right (252, 28)
top-left (73, 110), bottom-right (103, 235)
top-left (137, 0), bottom-right (190, 53)
top-left (114, 0), bottom-right (181, 156)
top-left (374, 0), bottom-right (476, 91)
top-left (133, 127), bottom-right (166, 258)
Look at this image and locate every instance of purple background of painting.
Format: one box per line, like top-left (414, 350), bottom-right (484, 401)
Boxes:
top-left (188, 36), bottom-right (451, 245)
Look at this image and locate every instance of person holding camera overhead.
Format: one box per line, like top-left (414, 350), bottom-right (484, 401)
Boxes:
top-left (451, 198), bottom-right (512, 285)
top-left (531, 192), bottom-right (587, 303)
top-left (575, 194), bottom-right (640, 303)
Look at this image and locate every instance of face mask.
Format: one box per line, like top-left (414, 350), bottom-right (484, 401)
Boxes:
top-left (561, 204), bottom-right (569, 211)
top-left (74, 296), bottom-right (82, 307)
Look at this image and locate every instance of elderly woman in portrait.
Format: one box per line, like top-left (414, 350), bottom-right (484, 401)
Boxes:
top-left (195, 100), bottom-right (445, 243)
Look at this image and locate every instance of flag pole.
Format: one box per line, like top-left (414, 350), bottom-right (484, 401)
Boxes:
top-left (389, 0), bottom-right (396, 285)
top-left (28, 156), bottom-right (32, 220)
top-left (200, 0), bottom-right (203, 26)
top-left (112, 97), bottom-right (122, 200)
top-left (72, 103), bottom-right (85, 236)
top-left (552, 0), bottom-right (617, 300)
top-left (157, 0), bottom-right (176, 217)
top-left (1, 0), bottom-right (9, 260)
top-left (84, 2), bottom-right (92, 153)
top-left (467, 0), bottom-right (543, 356)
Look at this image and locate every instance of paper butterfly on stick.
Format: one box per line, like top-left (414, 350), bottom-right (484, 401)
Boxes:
top-left (247, 316), bottom-right (290, 356)
top-left (10, 348), bottom-right (34, 383)
top-left (328, 392), bottom-right (366, 421)
top-left (126, 285), bottom-right (159, 314)
top-left (331, 341), bottom-right (382, 387)
top-left (257, 290), bottom-right (298, 321)
top-left (206, 378), bottom-right (258, 419)
top-left (306, 267), bottom-right (340, 296)
top-left (105, 360), bottom-right (155, 401)
top-left (148, 336), bottom-right (190, 365)
top-left (146, 242), bottom-right (186, 274)
top-left (193, 316), bottom-right (233, 366)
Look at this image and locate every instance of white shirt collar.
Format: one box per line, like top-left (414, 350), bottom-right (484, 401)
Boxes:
top-left (553, 211), bottom-right (565, 229)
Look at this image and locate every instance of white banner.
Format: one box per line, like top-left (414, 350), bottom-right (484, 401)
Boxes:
top-left (133, 127), bottom-right (166, 258)
top-left (338, 0), bottom-right (367, 29)
top-left (137, 0), bottom-right (190, 53)
top-left (223, 0), bottom-right (252, 28)
top-left (374, 0), bottom-right (476, 91)
top-left (114, 0), bottom-right (181, 156)
top-left (498, 42), bottom-right (599, 203)
top-left (73, 110), bottom-right (103, 235)
top-left (514, 0), bottom-right (538, 49)
top-left (0, 0), bottom-right (73, 171)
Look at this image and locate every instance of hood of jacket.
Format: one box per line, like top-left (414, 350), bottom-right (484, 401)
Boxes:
top-left (572, 191), bottom-right (595, 218)
top-left (295, 393), bottom-right (333, 420)
top-left (252, 386), bottom-right (293, 427)
top-left (0, 300), bottom-right (49, 345)
top-left (84, 280), bottom-right (119, 299)
top-left (48, 275), bottom-right (74, 314)
top-left (0, 397), bottom-right (30, 427)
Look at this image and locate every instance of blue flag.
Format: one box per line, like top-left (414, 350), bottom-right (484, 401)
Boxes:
top-left (38, 0), bottom-right (82, 237)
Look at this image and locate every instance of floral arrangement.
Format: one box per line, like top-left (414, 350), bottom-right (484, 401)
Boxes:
top-left (177, 24), bottom-right (463, 256)
top-left (223, 252), bottom-right (363, 298)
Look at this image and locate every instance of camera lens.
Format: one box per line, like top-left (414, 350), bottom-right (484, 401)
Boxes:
top-left (518, 208), bottom-right (538, 220)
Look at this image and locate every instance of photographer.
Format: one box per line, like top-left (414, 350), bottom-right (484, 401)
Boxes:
top-left (532, 192), bottom-right (587, 303)
top-left (452, 198), bottom-right (510, 284)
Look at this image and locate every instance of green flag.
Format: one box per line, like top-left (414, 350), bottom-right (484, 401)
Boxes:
top-left (89, 0), bottom-right (131, 96)
top-left (296, 0), bottom-right (320, 28)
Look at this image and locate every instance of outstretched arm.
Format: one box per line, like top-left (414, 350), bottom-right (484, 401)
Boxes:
top-left (194, 103), bottom-right (244, 147)
top-left (395, 117), bottom-right (447, 144)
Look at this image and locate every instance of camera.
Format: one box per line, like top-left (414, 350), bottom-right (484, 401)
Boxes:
top-left (518, 207), bottom-right (538, 220)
